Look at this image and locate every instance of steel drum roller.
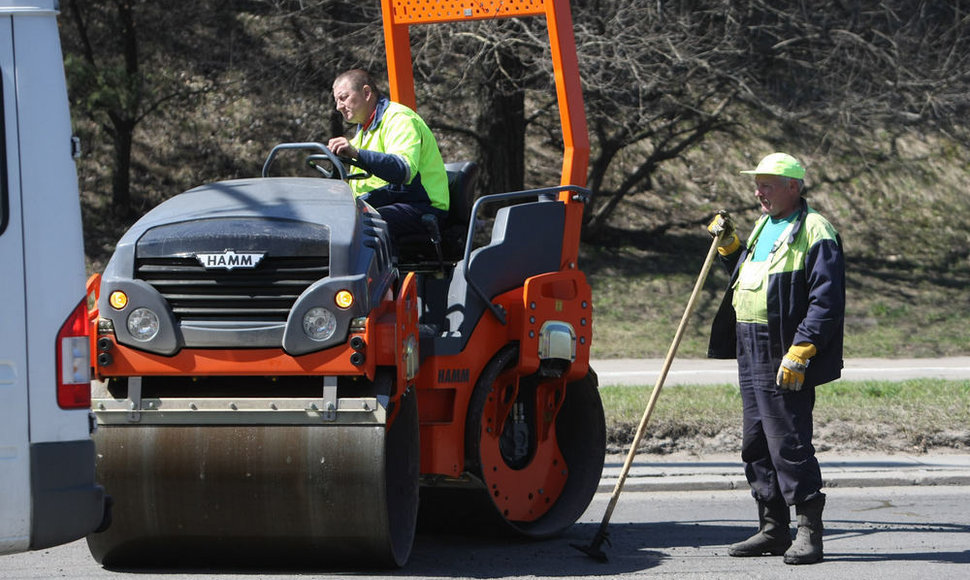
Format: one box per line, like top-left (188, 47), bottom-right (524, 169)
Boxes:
top-left (88, 390), bottom-right (419, 568)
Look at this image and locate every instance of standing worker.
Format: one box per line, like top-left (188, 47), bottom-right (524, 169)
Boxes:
top-left (707, 152), bottom-right (845, 565)
top-left (328, 68), bottom-right (450, 244)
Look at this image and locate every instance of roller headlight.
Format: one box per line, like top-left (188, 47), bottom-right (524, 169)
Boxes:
top-left (127, 307), bottom-right (160, 342)
top-left (303, 307), bottom-right (337, 341)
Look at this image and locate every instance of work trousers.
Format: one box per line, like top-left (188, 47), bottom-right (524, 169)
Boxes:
top-left (736, 322), bottom-right (823, 506)
top-left (374, 201), bottom-right (447, 245)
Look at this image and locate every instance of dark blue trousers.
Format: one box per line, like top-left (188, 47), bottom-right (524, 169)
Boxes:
top-left (736, 322), bottom-right (823, 506)
top-left (373, 201), bottom-right (446, 244)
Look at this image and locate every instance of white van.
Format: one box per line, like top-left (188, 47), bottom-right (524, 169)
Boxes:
top-left (0, 0), bottom-right (107, 554)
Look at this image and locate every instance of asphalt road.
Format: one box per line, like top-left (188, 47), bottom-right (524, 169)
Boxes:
top-left (2, 485), bottom-right (968, 579)
top-left (593, 356), bottom-right (970, 387)
top-left (3, 358), bottom-right (967, 579)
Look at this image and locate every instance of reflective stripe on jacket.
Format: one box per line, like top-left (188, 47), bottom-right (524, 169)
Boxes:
top-left (708, 198), bottom-right (845, 389)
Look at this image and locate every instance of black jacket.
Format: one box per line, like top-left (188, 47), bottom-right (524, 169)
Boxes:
top-left (708, 198), bottom-right (845, 388)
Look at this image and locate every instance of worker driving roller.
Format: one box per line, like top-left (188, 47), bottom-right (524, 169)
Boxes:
top-left (84, 2), bottom-right (604, 569)
top-left (328, 68), bottom-right (450, 245)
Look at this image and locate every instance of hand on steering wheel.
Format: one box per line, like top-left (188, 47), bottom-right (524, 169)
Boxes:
top-left (327, 137), bottom-right (358, 160)
top-left (336, 154), bottom-right (372, 180)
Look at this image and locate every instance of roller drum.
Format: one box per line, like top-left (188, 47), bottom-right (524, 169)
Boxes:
top-left (88, 392), bottom-right (419, 568)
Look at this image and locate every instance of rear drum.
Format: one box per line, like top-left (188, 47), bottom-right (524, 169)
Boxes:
top-left (463, 344), bottom-right (606, 537)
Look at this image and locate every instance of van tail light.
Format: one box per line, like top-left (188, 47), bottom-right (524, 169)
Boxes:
top-left (57, 299), bottom-right (91, 409)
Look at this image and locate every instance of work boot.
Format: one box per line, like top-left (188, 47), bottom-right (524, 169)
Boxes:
top-left (728, 498), bottom-right (792, 557)
top-left (784, 494), bottom-right (826, 565)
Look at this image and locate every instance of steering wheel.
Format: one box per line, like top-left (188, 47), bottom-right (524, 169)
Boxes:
top-left (261, 142), bottom-right (373, 181)
top-left (335, 155), bottom-right (373, 181)
top-left (262, 142), bottom-right (346, 179)
top-left (306, 154), bottom-right (372, 181)
top-left (305, 153), bottom-right (347, 180)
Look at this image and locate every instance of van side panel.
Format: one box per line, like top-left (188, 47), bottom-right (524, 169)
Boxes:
top-left (0, 4), bottom-right (106, 555)
top-left (0, 15), bottom-right (32, 555)
top-left (29, 440), bottom-right (104, 549)
top-left (17, 7), bottom-right (90, 445)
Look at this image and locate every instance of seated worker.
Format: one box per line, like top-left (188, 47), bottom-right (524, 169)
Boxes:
top-left (328, 68), bottom-right (449, 244)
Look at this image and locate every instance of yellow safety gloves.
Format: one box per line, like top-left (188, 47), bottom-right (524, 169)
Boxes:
top-left (707, 210), bottom-right (741, 255)
top-left (776, 343), bottom-right (817, 391)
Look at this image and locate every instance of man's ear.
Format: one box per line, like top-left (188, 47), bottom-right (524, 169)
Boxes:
top-left (362, 84), bottom-right (373, 101)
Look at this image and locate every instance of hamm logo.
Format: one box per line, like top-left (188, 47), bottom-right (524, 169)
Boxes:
top-left (196, 250), bottom-right (265, 270)
top-left (438, 368), bottom-right (470, 384)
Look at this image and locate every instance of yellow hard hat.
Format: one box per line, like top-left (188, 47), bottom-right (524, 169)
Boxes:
top-left (740, 152), bottom-right (805, 179)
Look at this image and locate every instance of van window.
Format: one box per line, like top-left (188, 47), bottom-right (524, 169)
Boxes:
top-left (0, 70), bottom-right (7, 236)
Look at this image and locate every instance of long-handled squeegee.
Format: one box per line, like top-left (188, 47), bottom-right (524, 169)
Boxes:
top-left (572, 230), bottom-right (723, 562)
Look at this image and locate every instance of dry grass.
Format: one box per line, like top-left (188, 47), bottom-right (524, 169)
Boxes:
top-left (601, 379), bottom-right (970, 455)
top-left (584, 132), bottom-right (970, 360)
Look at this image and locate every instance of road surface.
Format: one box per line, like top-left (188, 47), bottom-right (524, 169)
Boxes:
top-left (2, 486), bottom-right (968, 579)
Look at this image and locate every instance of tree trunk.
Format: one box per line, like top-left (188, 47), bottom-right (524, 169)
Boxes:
top-left (111, 122), bottom-right (134, 214)
top-left (476, 46), bottom-right (525, 195)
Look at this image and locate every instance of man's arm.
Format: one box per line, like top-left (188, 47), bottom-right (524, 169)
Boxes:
top-left (356, 148), bottom-right (411, 184)
top-left (777, 231), bottom-right (844, 390)
top-left (360, 111), bottom-right (425, 185)
top-left (793, 234), bottom-right (845, 351)
top-left (327, 136), bottom-right (411, 184)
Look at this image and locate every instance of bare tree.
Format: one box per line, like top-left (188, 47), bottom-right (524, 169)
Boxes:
top-left (61, 0), bottom-right (382, 217)
top-left (63, 0), bottom-right (215, 215)
top-left (61, 0), bottom-right (970, 244)
top-left (408, 17), bottom-right (555, 195)
top-left (575, 0), bottom-right (741, 235)
top-left (570, 0), bottom-right (970, 236)
top-left (729, 0), bottom-right (970, 144)
top-left (403, 2), bottom-right (744, 234)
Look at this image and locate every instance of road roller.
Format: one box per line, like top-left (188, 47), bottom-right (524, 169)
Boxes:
top-left (85, 0), bottom-right (605, 568)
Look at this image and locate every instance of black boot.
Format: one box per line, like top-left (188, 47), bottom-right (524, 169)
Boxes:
top-left (784, 494), bottom-right (825, 565)
top-left (728, 498), bottom-right (791, 557)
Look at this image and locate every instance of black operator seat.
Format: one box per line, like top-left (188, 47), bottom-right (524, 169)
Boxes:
top-left (396, 161), bottom-right (480, 265)
top-left (442, 161), bottom-right (480, 242)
